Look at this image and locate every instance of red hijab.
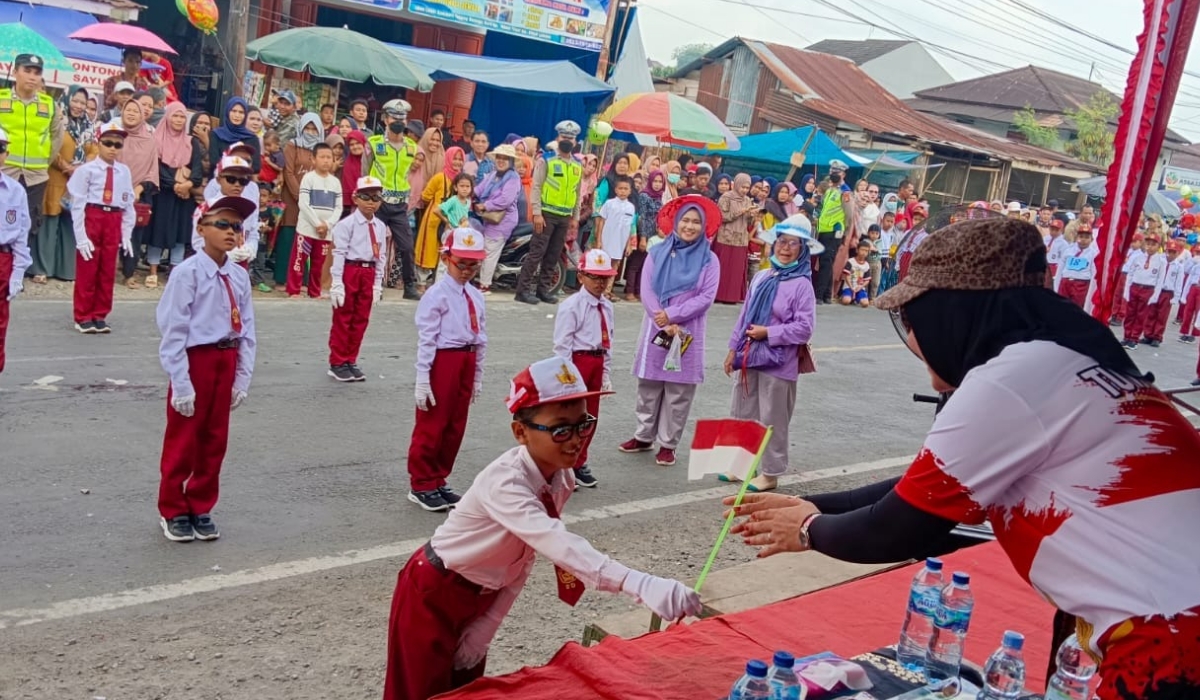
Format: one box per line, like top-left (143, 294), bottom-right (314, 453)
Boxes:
top-left (444, 146), bottom-right (465, 180)
top-left (342, 130), bottom-right (368, 206)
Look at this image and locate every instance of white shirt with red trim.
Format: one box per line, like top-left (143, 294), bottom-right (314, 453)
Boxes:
top-left (895, 341), bottom-right (1200, 654)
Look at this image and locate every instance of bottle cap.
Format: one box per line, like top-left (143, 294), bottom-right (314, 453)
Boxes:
top-left (952, 572), bottom-right (970, 585)
top-left (925, 557), bottom-right (943, 571)
top-left (746, 659), bottom-right (769, 677)
top-left (772, 651), bottom-right (795, 668)
top-left (1003, 630), bottom-right (1025, 650)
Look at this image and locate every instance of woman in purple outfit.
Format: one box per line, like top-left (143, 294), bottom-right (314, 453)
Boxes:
top-left (618, 195), bottom-right (721, 467)
top-left (474, 144), bottom-right (522, 292)
top-left (719, 214), bottom-right (819, 492)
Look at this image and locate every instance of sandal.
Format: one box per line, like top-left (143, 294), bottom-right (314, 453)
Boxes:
top-left (32, 274), bottom-right (47, 285)
top-left (125, 277), bottom-right (141, 289)
top-left (144, 274), bottom-right (158, 289)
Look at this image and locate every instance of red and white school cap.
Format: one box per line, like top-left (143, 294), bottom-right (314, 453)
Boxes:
top-left (506, 357), bottom-right (613, 413)
top-left (443, 227), bottom-right (486, 260)
top-left (355, 175), bottom-right (383, 192)
top-left (96, 122), bottom-right (128, 139)
top-left (216, 155), bottom-right (253, 175)
top-left (580, 249), bottom-right (617, 276)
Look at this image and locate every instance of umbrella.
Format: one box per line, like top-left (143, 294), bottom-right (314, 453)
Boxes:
top-left (598, 92), bottom-right (740, 150)
top-left (246, 27), bottom-right (433, 91)
top-left (1143, 189), bottom-right (1183, 218)
top-left (68, 23), bottom-right (176, 55)
top-left (1075, 175), bottom-right (1106, 198)
top-left (0, 23), bottom-right (74, 74)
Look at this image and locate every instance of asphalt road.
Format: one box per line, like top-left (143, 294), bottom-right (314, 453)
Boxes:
top-left (1, 290), bottom-right (1197, 699)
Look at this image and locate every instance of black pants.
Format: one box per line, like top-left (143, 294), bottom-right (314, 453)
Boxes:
top-left (379, 201), bottom-right (414, 288)
top-left (121, 189), bottom-right (153, 280)
top-left (815, 231), bottom-right (842, 302)
top-left (19, 177), bottom-right (46, 277)
top-left (517, 212), bottom-right (570, 296)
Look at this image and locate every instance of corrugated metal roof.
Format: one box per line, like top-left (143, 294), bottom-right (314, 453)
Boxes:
top-left (804, 39), bottom-right (911, 65)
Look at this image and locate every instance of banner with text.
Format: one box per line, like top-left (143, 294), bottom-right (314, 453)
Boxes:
top-left (408, 0), bottom-right (610, 51)
top-left (1160, 165), bottom-right (1200, 191)
top-left (0, 58), bottom-right (121, 92)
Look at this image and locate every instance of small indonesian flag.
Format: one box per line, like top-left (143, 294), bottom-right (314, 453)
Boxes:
top-left (688, 419), bottom-right (770, 481)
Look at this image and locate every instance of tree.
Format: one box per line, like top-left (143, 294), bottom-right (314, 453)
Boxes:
top-left (671, 43), bottom-right (714, 71)
top-left (1064, 92), bottom-right (1118, 166)
top-left (1013, 104), bottom-right (1059, 149)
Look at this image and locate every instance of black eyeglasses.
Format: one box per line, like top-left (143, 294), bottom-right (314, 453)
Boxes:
top-left (0, 144), bottom-right (7, 154)
top-left (450, 256), bottom-right (481, 270)
top-left (201, 219), bottom-right (244, 233)
top-left (522, 414), bottom-right (598, 443)
top-left (355, 192), bottom-right (383, 202)
top-left (100, 140), bottom-right (124, 149)
top-left (222, 175), bottom-right (251, 186)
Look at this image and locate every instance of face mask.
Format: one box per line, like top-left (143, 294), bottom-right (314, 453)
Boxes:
top-left (667, 174), bottom-right (681, 185)
top-left (388, 122), bottom-right (404, 135)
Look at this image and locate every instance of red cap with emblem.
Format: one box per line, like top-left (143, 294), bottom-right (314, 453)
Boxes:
top-left (506, 357), bottom-right (614, 413)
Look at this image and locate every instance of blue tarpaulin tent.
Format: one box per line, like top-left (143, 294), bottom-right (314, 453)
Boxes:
top-left (0, 1), bottom-right (124, 65)
top-left (684, 126), bottom-right (853, 166)
top-left (385, 44), bottom-right (614, 143)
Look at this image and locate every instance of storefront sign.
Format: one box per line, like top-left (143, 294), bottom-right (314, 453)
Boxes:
top-left (1161, 165), bottom-right (1200, 191)
top-left (0, 58), bottom-right (121, 92)
top-left (407, 0), bottom-right (610, 52)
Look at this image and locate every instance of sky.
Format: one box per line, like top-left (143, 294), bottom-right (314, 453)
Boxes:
top-left (635, 0), bottom-right (1200, 142)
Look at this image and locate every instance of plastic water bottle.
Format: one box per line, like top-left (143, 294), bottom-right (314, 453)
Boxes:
top-left (1045, 634), bottom-right (1098, 700)
top-left (729, 659), bottom-right (771, 700)
top-left (925, 572), bottom-right (974, 687)
top-left (766, 651), bottom-right (805, 700)
top-left (896, 557), bottom-right (945, 671)
top-left (979, 631), bottom-right (1026, 699)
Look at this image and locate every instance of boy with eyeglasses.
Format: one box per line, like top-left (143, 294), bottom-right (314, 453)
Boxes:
top-left (327, 176), bottom-right (387, 382)
top-left (407, 227), bottom-right (489, 512)
top-left (193, 155), bottom-right (257, 264)
top-left (0, 126), bottom-right (32, 375)
top-left (67, 123), bottom-right (136, 334)
top-left (383, 356), bottom-right (702, 700)
top-left (156, 196), bottom-right (258, 542)
top-left (552, 249), bottom-right (616, 488)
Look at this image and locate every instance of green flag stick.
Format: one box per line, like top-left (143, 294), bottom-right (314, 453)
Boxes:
top-left (694, 426), bottom-right (774, 593)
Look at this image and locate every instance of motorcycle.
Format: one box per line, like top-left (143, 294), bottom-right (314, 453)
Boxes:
top-left (488, 223), bottom-right (575, 297)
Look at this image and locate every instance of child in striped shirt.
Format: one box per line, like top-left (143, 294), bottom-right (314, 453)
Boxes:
top-left (288, 143), bottom-right (342, 298)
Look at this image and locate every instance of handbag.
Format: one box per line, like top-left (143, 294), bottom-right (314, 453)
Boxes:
top-left (479, 209), bottom-right (505, 225)
top-left (798, 343), bottom-right (817, 374)
top-left (731, 336), bottom-right (785, 372)
top-left (134, 202), bottom-right (153, 227)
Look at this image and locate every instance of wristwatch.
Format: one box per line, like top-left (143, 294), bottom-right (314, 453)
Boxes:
top-left (798, 513), bottom-right (821, 551)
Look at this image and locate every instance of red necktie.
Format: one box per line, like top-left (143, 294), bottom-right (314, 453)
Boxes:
top-left (367, 220), bottom-right (380, 260)
top-left (464, 289), bottom-right (479, 334)
top-left (102, 166), bottom-right (114, 205)
top-left (219, 274), bottom-right (243, 334)
top-left (599, 307), bottom-right (611, 350)
top-left (539, 489), bottom-right (585, 606)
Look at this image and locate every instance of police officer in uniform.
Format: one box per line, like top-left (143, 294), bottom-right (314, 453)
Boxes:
top-left (0, 54), bottom-right (65, 270)
top-left (364, 99), bottom-right (421, 300)
top-left (520, 120), bottom-right (583, 305)
top-left (814, 158), bottom-right (853, 304)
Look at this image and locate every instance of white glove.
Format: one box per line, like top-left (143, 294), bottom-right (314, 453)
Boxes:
top-left (601, 373), bottom-right (613, 393)
top-left (171, 392), bottom-right (196, 418)
top-left (76, 239), bottom-right (95, 261)
top-left (472, 382), bottom-right (483, 404)
top-left (621, 570), bottom-right (702, 621)
top-left (120, 235), bottom-right (134, 257)
top-left (415, 382), bottom-right (436, 411)
top-left (229, 243), bottom-right (256, 263)
top-left (8, 279), bottom-right (22, 302)
top-left (1123, 290), bottom-right (1131, 302)
top-left (231, 389), bottom-right (247, 411)
top-left (330, 282), bottom-right (346, 309)
top-left (453, 618), bottom-right (495, 671)
top-left (373, 285), bottom-right (384, 304)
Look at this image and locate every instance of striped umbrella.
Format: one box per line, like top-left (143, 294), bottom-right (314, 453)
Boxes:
top-left (598, 92), bottom-right (740, 150)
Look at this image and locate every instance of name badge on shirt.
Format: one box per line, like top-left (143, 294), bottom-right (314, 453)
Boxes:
top-left (376, 143), bottom-right (388, 155)
top-left (36, 102), bottom-right (49, 117)
top-left (1065, 257), bottom-right (1089, 273)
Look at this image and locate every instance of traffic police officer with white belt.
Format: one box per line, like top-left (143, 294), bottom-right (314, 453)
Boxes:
top-left (519, 120), bottom-right (583, 306)
top-left (364, 98), bottom-right (421, 300)
top-left (0, 54), bottom-right (65, 273)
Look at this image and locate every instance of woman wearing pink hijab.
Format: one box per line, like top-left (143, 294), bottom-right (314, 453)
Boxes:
top-left (782, 182), bottom-right (800, 217)
top-left (145, 101), bottom-right (192, 287)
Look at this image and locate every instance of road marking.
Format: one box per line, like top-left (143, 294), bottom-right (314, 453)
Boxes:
top-left (0, 455), bottom-right (911, 629)
top-left (814, 343), bottom-right (905, 353)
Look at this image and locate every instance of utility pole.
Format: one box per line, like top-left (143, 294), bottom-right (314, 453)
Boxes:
top-left (595, 0), bottom-right (625, 80)
top-left (1088, 61), bottom-right (1096, 82)
top-left (227, 0), bottom-right (251, 97)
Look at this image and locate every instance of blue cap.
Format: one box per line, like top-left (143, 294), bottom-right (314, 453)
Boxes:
top-left (925, 557), bottom-right (943, 571)
top-left (746, 660), bottom-right (769, 677)
top-left (772, 651), bottom-right (795, 668)
top-left (952, 572), bottom-right (970, 585)
top-left (1003, 631), bottom-right (1025, 650)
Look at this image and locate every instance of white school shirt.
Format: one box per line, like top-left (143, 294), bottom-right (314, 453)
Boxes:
top-left (156, 252), bottom-right (256, 397)
top-left (198, 178), bottom-right (261, 250)
top-left (413, 274), bottom-right (487, 386)
top-left (1181, 258), bottom-right (1200, 297)
top-left (329, 210), bottom-right (386, 291)
top-left (1125, 250), bottom-right (1168, 302)
top-left (876, 229), bottom-right (895, 259)
top-left (1054, 242), bottom-right (1098, 289)
top-left (66, 158), bottom-right (136, 247)
top-left (1045, 235), bottom-right (1071, 268)
top-left (0, 174), bottom-right (32, 287)
top-left (552, 289), bottom-right (614, 381)
top-left (297, 171), bottom-right (342, 240)
top-left (1163, 257), bottom-right (1187, 298)
top-left (597, 197), bottom-right (636, 261)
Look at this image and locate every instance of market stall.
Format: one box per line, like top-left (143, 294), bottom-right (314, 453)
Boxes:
top-left (437, 541), bottom-right (1053, 700)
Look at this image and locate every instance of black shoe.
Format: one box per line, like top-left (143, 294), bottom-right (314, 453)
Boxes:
top-left (408, 489), bottom-right (450, 512)
top-left (1180, 335), bottom-right (1196, 344)
top-left (1192, 378), bottom-right (1200, 387)
top-left (191, 513), bottom-right (220, 541)
top-left (328, 364), bottom-right (356, 382)
top-left (438, 486), bottom-right (462, 506)
top-left (348, 364), bottom-right (366, 382)
top-left (1148, 339), bottom-right (1161, 348)
top-left (74, 321), bottom-right (97, 334)
top-left (93, 319), bottom-right (111, 333)
top-left (514, 292), bottom-right (540, 305)
top-left (160, 515), bottom-right (195, 542)
top-left (402, 284), bottom-right (421, 301)
top-left (1139, 337), bottom-right (1152, 345)
top-left (573, 465), bottom-right (599, 488)
top-left (536, 291), bottom-right (559, 304)
top-left (1123, 340), bottom-right (1138, 349)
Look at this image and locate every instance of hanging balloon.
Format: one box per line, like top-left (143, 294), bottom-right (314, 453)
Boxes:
top-left (588, 120), bottom-right (613, 145)
top-left (1181, 184), bottom-right (1194, 198)
top-left (185, 0), bottom-right (219, 35)
top-left (176, 0), bottom-right (188, 15)
top-left (1178, 198), bottom-right (1191, 209)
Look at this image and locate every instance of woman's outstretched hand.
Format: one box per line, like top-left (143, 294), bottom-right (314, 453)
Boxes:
top-left (724, 493), bottom-right (820, 558)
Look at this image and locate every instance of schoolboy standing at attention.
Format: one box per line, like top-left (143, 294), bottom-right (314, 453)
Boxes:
top-left (552, 249), bottom-right (616, 488)
top-left (327, 176), bottom-right (387, 382)
top-left (0, 126), bottom-right (31, 376)
top-left (193, 155), bottom-right (256, 258)
top-left (68, 123), bottom-right (135, 334)
top-left (383, 356), bottom-right (702, 700)
top-left (1121, 232), bottom-right (1167, 349)
top-left (1178, 244), bottom-right (1200, 344)
top-left (1109, 233), bottom-right (1143, 327)
top-left (407, 227), bottom-right (488, 512)
top-left (156, 195), bottom-right (258, 542)
top-left (1145, 239), bottom-right (1187, 346)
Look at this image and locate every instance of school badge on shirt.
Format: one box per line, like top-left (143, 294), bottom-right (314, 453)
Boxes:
top-left (5, 209), bottom-right (15, 225)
